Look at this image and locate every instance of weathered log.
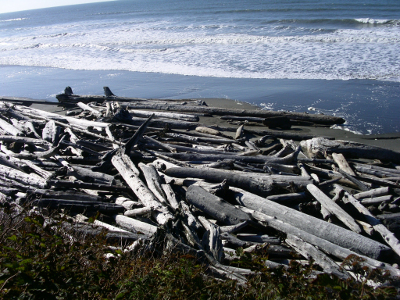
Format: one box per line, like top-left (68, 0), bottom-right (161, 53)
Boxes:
top-left (158, 183), bottom-right (179, 211)
top-left (0, 117), bottom-right (23, 136)
top-left (335, 168), bottom-right (369, 192)
top-left (77, 102), bottom-right (103, 118)
top-left (360, 195), bottom-right (393, 206)
top-left (301, 137), bottom-right (400, 163)
top-left (160, 148), bottom-right (298, 165)
top-left (232, 188), bottom-right (391, 260)
top-left (241, 207), bottom-right (400, 277)
top-left (337, 186), bottom-right (400, 259)
top-left (111, 150), bottom-right (173, 225)
top-left (129, 109), bottom-right (199, 122)
top-left (167, 167), bottom-right (273, 197)
top-left (0, 164), bottom-right (47, 189)
top-left (354, 187), bottom-right (391, 200)
top-left (186, 185), bottom-right (251, 225)
top-left (306, 184), bottom-right (362, 233)
top-left (113, 214), bottom-right (157, 237)
top-left (138, 163), bottom-right (168, 205)
top-left (164, 132), bottom-right (234, 145)
top-left (122, 102), bottom-right (345, 125)
top-left (332, 153), bottom-right (355, 176)
top-left (236, 233), bottom-right (281, 245)
top-left (61, 221), bottom-right (142, 244)
top-left (124, 207), bottom-right (153, 217)
top-left (201, 222), bottom-right (224, 262)
top-left (179, 201), bottom-right (203, 232)
top-left (285, 234), bottom-right (350, 280)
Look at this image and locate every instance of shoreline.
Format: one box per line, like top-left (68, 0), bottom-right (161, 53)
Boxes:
top-left (1, 66), bottom-right (399, 136)
top-left (3, 95), bottom-right (399, 152)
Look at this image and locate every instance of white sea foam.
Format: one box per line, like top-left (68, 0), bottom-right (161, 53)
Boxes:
top-left (1, 8), bottom-right (399, 83)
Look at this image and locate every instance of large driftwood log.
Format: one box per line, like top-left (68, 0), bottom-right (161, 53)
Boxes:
top-left (111, 150), bottom-right (173, 225)
top-left (0, 164), bottom-right (47, 189)
top-left (186, 185), bottom-right (251, 225)
top-left (166, 167), bottom-right (273, 197)
top-left (122, 102), bottom-right (345, 125)
top-left (301, 137), bottom-right (400, 163)
top-left (232, 188), bottom-right (391, 260)
top-left (241, 207), bottom-right (400, 278)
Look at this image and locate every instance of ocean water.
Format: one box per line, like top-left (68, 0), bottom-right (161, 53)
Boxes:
top-left (0, 0), bottom-right (399, 134)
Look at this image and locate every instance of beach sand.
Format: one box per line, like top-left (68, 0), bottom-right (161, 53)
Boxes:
top-left (24, 97), bottom-right (400, 153)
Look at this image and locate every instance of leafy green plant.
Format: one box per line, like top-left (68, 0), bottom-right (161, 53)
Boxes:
top-left (0, 206), bottom-right (398, 299)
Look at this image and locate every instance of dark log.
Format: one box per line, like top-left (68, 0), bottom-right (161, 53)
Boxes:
top-left (47, 179), bottom-right (130, 192)
top-left (186, 185), bottom-right (251, 225)
top-left (32, 199), bottom-right (125, 214)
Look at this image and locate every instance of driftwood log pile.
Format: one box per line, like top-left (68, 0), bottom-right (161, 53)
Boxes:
top-left (1, 86), bottom-right (400, 284)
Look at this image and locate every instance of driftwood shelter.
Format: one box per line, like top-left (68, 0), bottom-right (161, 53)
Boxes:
top-left (1, 86), bottom-right (400, 285)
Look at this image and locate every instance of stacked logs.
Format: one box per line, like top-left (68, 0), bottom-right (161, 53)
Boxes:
top-left (1, 88), bottom-right (400, 284)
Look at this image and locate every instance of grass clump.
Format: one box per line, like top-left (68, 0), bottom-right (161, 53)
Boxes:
top-left (0, 207), bottom-right (398, 299)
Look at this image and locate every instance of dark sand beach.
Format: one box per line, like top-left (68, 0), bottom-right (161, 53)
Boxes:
top-left (19, 96), bottom-right (400, 153)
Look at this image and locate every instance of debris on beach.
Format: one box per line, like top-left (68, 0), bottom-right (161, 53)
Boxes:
top-left (1, 86), bottom-right (400, 285)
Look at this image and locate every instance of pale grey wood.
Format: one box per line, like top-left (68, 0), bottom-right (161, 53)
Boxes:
top-left (0, 117), bottom-right (23, 136)
top-left (337, 186), bottom-right (400, 259)
top-left (0, 164), bottom-right (47, 189)
top-left (286, 234), bottom-right (350, 280)
top-left (195, 126), bottom-right (222, 136)
top-left (129, 109), bottom-right (199, 122)
top-left (241, 207), bottom-right (400, 277)
top-left (332, 153), bottom-right (356, 176)
top-left (111, 151), bottom-right (173, 225)
top-left (307, 184), bottom-right (362, 233)
top-left (138, 162), bottom-right (168, 205)
top-left (77, 102), bottom-right (102, 118)
top-left (354, 187), bottom-right (391, 200)
top-left (121, 102), bottom-right (345, 125)
top-left (161, 183), bottom-right (180, 211)
top-left (232, 188), bottom-right (390, 260)
top-left (113, 215), bottom-right (157, 237)
top-left (124, 207), bottom-right (153, 217)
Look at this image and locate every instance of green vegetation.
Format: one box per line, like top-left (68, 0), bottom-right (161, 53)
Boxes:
top-left (0, 207), bottom-right (398, 300)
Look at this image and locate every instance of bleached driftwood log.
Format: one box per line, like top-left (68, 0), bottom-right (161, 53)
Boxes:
top-left (111, 150), bottom-right (173, 225)
top-left (232, 188), bottom-right (391, 260)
